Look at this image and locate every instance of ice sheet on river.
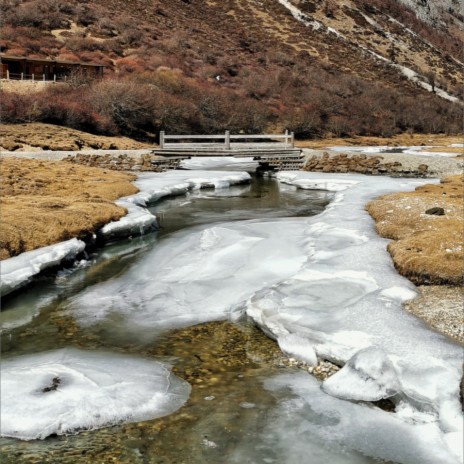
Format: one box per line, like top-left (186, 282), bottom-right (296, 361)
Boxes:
top-left (327, 145), bottom-right (458, 157)
top-left (0, 348), bottom-right (190, 440)
top-left (68, 171), bottom-right (462, 462)
top-left (0, 238), bottom-right (85, 297)
top-left (248, 172), bottom-right (463, 462)
top-left (99, 170), bottom-right (251, 240)
top-left (242, 372), bottom-right (460, 464)
top-left (1, 171), bottom-right (250, 295)
top-left (70, 219), bottom-right (308, 333)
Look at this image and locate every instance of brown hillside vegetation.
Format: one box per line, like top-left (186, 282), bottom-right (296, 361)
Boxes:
top-left (1, 0), bottom-right (463, 139)
top-left (366, 175), bottom-right (464, 285)
top-left (0, 158), bottom-right (138, 259)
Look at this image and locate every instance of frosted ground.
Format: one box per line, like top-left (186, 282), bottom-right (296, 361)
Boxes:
top-left (328, 145), bottom-right (459, 157)
top-left (1, 164), bottom-right (462, 463)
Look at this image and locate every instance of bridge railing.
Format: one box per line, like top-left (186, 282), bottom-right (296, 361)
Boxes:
top-left (159, 130), bottom-right (295, 150)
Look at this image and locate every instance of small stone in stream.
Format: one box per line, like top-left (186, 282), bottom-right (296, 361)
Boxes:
top-left (425, 207), bottom-right (445, 215)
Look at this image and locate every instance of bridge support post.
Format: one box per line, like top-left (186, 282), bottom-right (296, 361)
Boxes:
top-left (290, 132), bottom-right (295, 148)
top-left (225, 130), bottom-right (230, 149)
top-left (284, 129), bottom-right (289, 146)
top-left (160, 131), bottom-right (165, 149)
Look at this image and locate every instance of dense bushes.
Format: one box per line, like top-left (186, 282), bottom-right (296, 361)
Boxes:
top-left (1, 66), bottom-right (462, 140)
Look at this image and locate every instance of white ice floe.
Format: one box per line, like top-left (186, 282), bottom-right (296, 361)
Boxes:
top-left (0, 239), bottom-right (85, 298)
top-left (401, 149), bottom-right (458, 158)
top-left (128, 170), bottom-right (251, 207)
top-left (0, 348), bottom-right (190, 440)
top-left (98, 199), bottom-right (157, 241)
top-left (69, 219), bottom-right (308, 337)
top-left (100, 170), bottom-right (251, 240)
top-left (278, 333), bottom-right (318, 366)
top-left (322, 346), bottom-right (401, 401)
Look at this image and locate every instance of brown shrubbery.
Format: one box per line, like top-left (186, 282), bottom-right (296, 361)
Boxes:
top-left (1, 64), bottom-right (462, 140)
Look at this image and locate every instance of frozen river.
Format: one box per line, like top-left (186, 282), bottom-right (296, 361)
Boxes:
top-left (1, 166), bottom-right (462, 464)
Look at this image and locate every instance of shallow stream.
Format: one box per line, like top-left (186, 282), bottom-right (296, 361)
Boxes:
top-left (1, 176), bottom-right (383, 463)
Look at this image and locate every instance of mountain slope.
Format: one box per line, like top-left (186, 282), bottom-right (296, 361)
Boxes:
top-left (1, 0), bottom-right (462, 138)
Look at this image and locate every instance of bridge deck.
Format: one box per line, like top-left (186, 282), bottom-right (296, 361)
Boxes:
top-left (153, 132), bottom-right (303, 170)
top-left (152, 145), bottom-right (302, 158)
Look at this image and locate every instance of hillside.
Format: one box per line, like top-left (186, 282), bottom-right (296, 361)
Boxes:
top-left (1, 0), bottom-right (463, 139)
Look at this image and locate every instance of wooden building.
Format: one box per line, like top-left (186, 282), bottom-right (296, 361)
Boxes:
top-left (0, 55), bottom-right (104, 81)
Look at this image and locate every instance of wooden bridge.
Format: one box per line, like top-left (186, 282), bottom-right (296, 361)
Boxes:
top-left (151, 131), bottom-right (303, 171)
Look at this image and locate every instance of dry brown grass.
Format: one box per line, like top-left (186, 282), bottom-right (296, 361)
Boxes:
top-left (0, 123), bottom-right (152, 152)
top-left (366, 175), bottom-right (464, 285)
top-left (0, 157), bottom-right (138, 259)
top-left (296, 134), bottom-right (464, 149)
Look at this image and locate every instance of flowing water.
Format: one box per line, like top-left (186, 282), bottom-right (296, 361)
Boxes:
top-left (0, 176), bottom-right (383, 463)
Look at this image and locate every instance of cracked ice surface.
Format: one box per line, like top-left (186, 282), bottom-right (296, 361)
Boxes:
top-left (246, 171), bottom-right (463, 463)
top-left (0, 348), bottom-right (190, 440)
top-left (69, 219), bottom-right (308, 337)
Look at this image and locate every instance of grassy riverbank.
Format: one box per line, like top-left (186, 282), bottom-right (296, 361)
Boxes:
top-left (0, 157), bottom-right (138, 259)
top-left (0, 123), bottom-right (151, 152)
top-left (367, 174), bottom-right (464, 343)
top-left (366, 175), bottom-right (463, 286)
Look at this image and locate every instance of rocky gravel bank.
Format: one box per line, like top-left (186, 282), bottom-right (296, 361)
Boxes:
top-left (303, 149), bottom-right (463, 178)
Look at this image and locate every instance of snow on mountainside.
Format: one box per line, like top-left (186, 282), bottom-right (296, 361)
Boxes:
top-left (281, 0), bottom-right (462, 103)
